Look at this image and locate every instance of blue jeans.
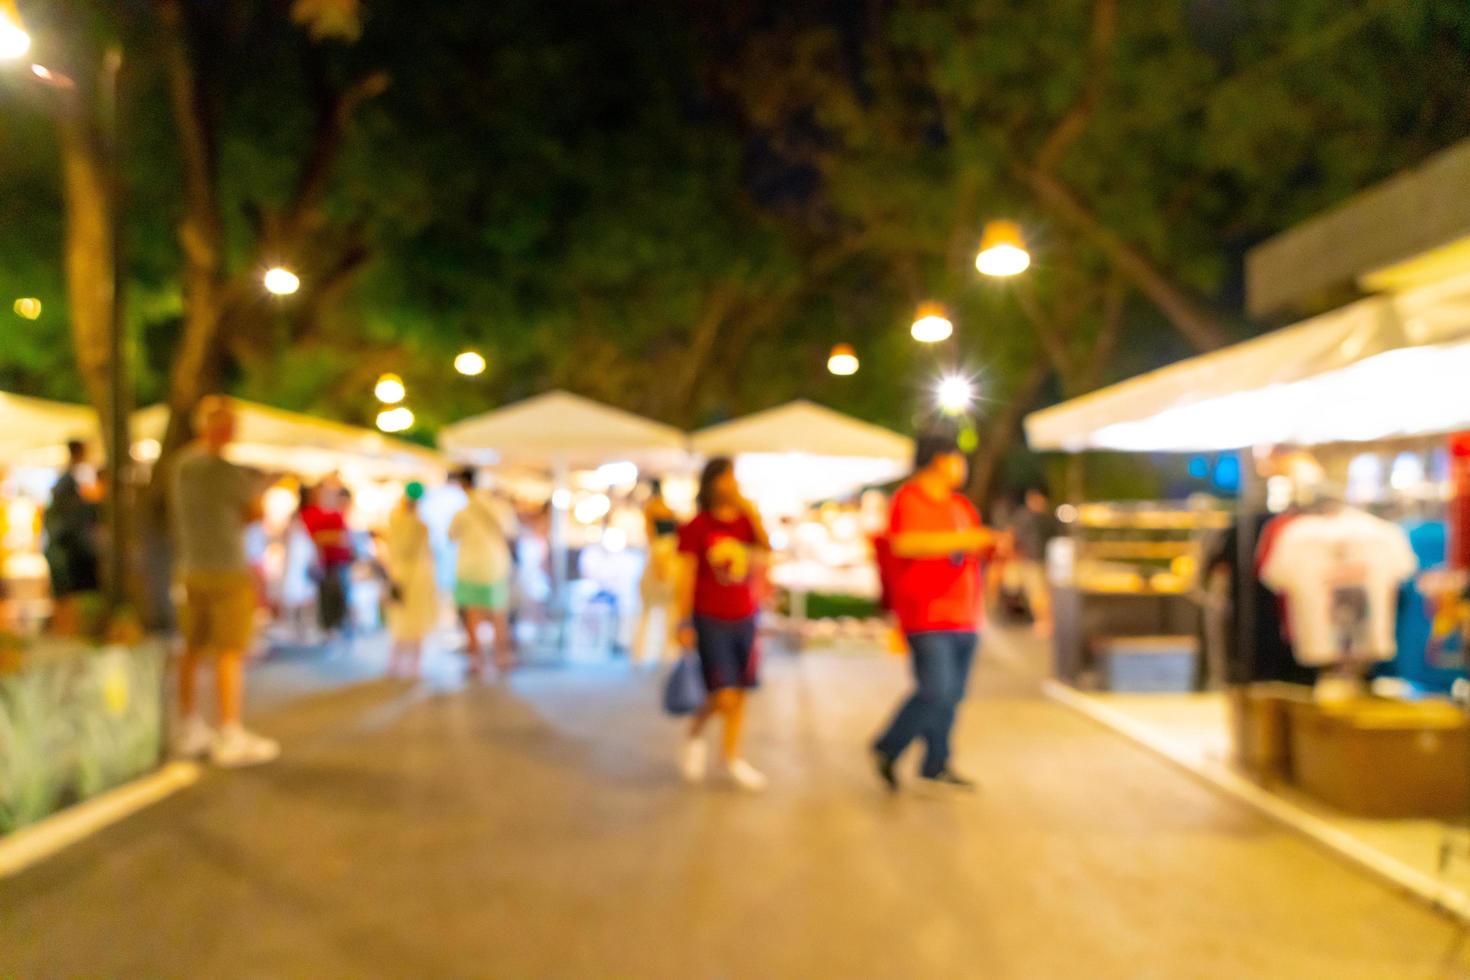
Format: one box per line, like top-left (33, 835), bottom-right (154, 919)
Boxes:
top-left (874, 631), bottom-right (978, 778)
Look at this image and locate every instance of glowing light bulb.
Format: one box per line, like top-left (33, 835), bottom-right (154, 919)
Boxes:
top-left (911, 302), bottom-right (953, 343)
top-left (827, 343), bottom-right (859, 376)
top-left (0, 14), bottom-right (31, 61)
top-left (454, 350), bottom-right (487, 376)
top-left (375, 406), bottom-right (414, 433)
top-left (975, 220), bottom-right (1031, 277)
top-left (263, 266), bottom-right (301, 296)
top-left (374, 373), bottom-right (406, 404)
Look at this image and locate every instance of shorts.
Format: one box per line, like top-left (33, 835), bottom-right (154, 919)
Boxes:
top-left (455, 578), bottom-right (509, 612)
top-left (179, 571), bottom-right (256, 654)
top-left (694, 614), bottom-right (759, 692)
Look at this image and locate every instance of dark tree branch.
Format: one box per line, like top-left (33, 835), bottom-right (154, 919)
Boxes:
top-left (1035, 0), bottom-right (1118, 174)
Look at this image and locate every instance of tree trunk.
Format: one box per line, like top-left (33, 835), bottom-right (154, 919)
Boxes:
top-left (54, 91), bottom-right (115, 456)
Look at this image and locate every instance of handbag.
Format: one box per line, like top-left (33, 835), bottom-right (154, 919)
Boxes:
top-left (662, 653), bottom-right (706, 716)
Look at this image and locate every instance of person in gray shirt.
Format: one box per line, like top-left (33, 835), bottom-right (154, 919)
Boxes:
top-left (170, 396), bottom-right (279, 768)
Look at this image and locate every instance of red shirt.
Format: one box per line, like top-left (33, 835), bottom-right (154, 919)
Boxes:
top-left (887, 481), bottom-right (985, 634)
top-left (679, 511), bottom-right (760, 621)
top-left (301, 505), bottom-right (354, 567)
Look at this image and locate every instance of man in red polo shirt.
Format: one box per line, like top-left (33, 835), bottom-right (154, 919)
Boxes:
top-left (873, 430), bottom-right (993, 792)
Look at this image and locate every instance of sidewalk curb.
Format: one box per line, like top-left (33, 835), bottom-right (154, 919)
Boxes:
top-left (0, 761), bottom-right (202, 878)
top-left (1041, 679), bottom-right (1470, 924)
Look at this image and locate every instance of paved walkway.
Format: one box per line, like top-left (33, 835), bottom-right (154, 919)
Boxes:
top-left (2, 630), bottom-right (1468, 978)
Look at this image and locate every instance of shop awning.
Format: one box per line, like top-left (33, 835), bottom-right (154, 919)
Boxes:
top-left (0, 392), bottom-right (100, 467)
top-left (1025, 270), bottom-right (1470, 453)
top-left (438, 390), bottom-right (688, 471)
top-left (691, 400), bottom-right (913, 509)
top-left (134, 399), bottom-right (445, 479)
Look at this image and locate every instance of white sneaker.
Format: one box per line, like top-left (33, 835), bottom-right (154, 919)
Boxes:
top-left (171, 716), bottom-right (215, 759)
top-left (211, 725), bottom-right (281, 769)
top-left (725, 758), bottom-right (768, 792)
top-left (680, 737), bottom-right (708, 783)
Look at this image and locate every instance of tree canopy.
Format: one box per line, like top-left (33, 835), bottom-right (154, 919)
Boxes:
top-left (1, 0), bottom-right (1468, 477)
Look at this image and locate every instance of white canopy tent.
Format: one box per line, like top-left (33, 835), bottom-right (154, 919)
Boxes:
top-left (439, 391), bottom-right (690, 642)
top-left (0, 392), bottom-right (101, 469)
top-left (439, 390), bottom-right (688, 472)
top-left (690, 400), bottom-right (913, 511)
top-left (133, 398), bottom-right (446, 481)
top-left (1025, 270), bottom-right (1470, 452)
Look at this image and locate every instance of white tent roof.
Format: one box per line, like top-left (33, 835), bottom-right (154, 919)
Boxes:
top-left (0, 392), bottom-right (99, 467)
top-left (134, 398), bottom-right (445, 480)
top-left (438, 390), bottom-right (688, 470)
top-left (691, 400), bottom-right (913, 510)
top-left (1025, 270), bottom-right (1470, 452)
top-left (690, 400), bottom-right (913, 461)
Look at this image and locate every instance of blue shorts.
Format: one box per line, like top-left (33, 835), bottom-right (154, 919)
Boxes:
top-left (694, 614), bottom-right (759, 692)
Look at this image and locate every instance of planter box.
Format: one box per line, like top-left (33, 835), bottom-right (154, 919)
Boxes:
top-left (0, 641), bottom-right (165, 835)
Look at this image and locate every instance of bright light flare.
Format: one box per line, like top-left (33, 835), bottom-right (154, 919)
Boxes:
top-left (12, 297), bottom-right (40, 319)
top-left (0, 15), bottom-right (31, 61)
top-left (602, 526), bottom-right (628, 552)
top-left (975, 220), bottom-right (1031, 277)
top-left (827, 343), bottom-right (859, 376)
top-left (936, 374), bottom-right (976, 415)
top-left (263, 266), bottom-right (301, 296)
top-left (454, 350), bottom-right (487, 376)
top-left (375, 406), bottom-right (414, 433)
top-left (374, 372), bottom-right (406, 404)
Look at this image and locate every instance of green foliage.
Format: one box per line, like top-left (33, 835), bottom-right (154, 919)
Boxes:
top-left (0, 0), bottom-right (1467, 481)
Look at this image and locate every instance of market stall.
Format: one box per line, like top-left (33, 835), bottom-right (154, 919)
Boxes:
top-left (1026, 250), bottom-right (1470, 826)
top-left (440, 390), bottom-right (691, 659)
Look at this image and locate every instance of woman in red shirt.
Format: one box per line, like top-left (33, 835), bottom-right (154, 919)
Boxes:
top-left (676, 457), bottom-right (770, 791)
top-left (873, 431), bottom-right (993, 792)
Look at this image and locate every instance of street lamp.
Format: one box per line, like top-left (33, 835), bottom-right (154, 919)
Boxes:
top-left (911, 302), bottom-right (954, 343)
top-left (975, 220), bottom-right (1031, 277)
top-left (374, 372), bottom-right (406, 404)
top-left (0, 7), bottom-right (30, 61)
top-left (454, 350), bottom-right (486, 376)
top-left (376, 405), bottom-right (414, 433)
top-left (827, 342), bottom-right (859, 376)
top-left (263, 265), bottom-right (300, 296)
top-left (936, 373), bottom-right (976, 416)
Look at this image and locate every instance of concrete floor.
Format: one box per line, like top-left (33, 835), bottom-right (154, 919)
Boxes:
top-left (3, 629), bottom-right (1470, 979)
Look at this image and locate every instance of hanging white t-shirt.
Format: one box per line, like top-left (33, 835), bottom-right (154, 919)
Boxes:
top-left (448, 492), bottom-right (515, 585)
top-left (1259, 507), bottom-right (1416, 666)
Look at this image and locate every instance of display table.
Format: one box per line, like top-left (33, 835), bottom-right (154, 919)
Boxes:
top-left (0, 640), bottom-right (165, 834)
top-left (1052, 585), bottom-right (1202, 689)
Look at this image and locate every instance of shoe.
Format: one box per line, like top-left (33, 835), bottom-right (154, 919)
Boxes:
top-left (873, 749), bottom-right (900, 793)
top-left (725, 758), bottom-right (768, 792)
top-left (680, 737), bottom-right (708, 783)
top-left (211, 725), bottom-right (281, 769)
top-left (172, 716), bottom-right (215, 759)
top-left (921, 769), bottom-right (977, 792)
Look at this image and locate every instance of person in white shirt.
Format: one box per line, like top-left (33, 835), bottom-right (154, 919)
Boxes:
top-left (1260, 504), bottom-right (1416, 668)
top-left (448, 469), bottom-right (516, 677)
